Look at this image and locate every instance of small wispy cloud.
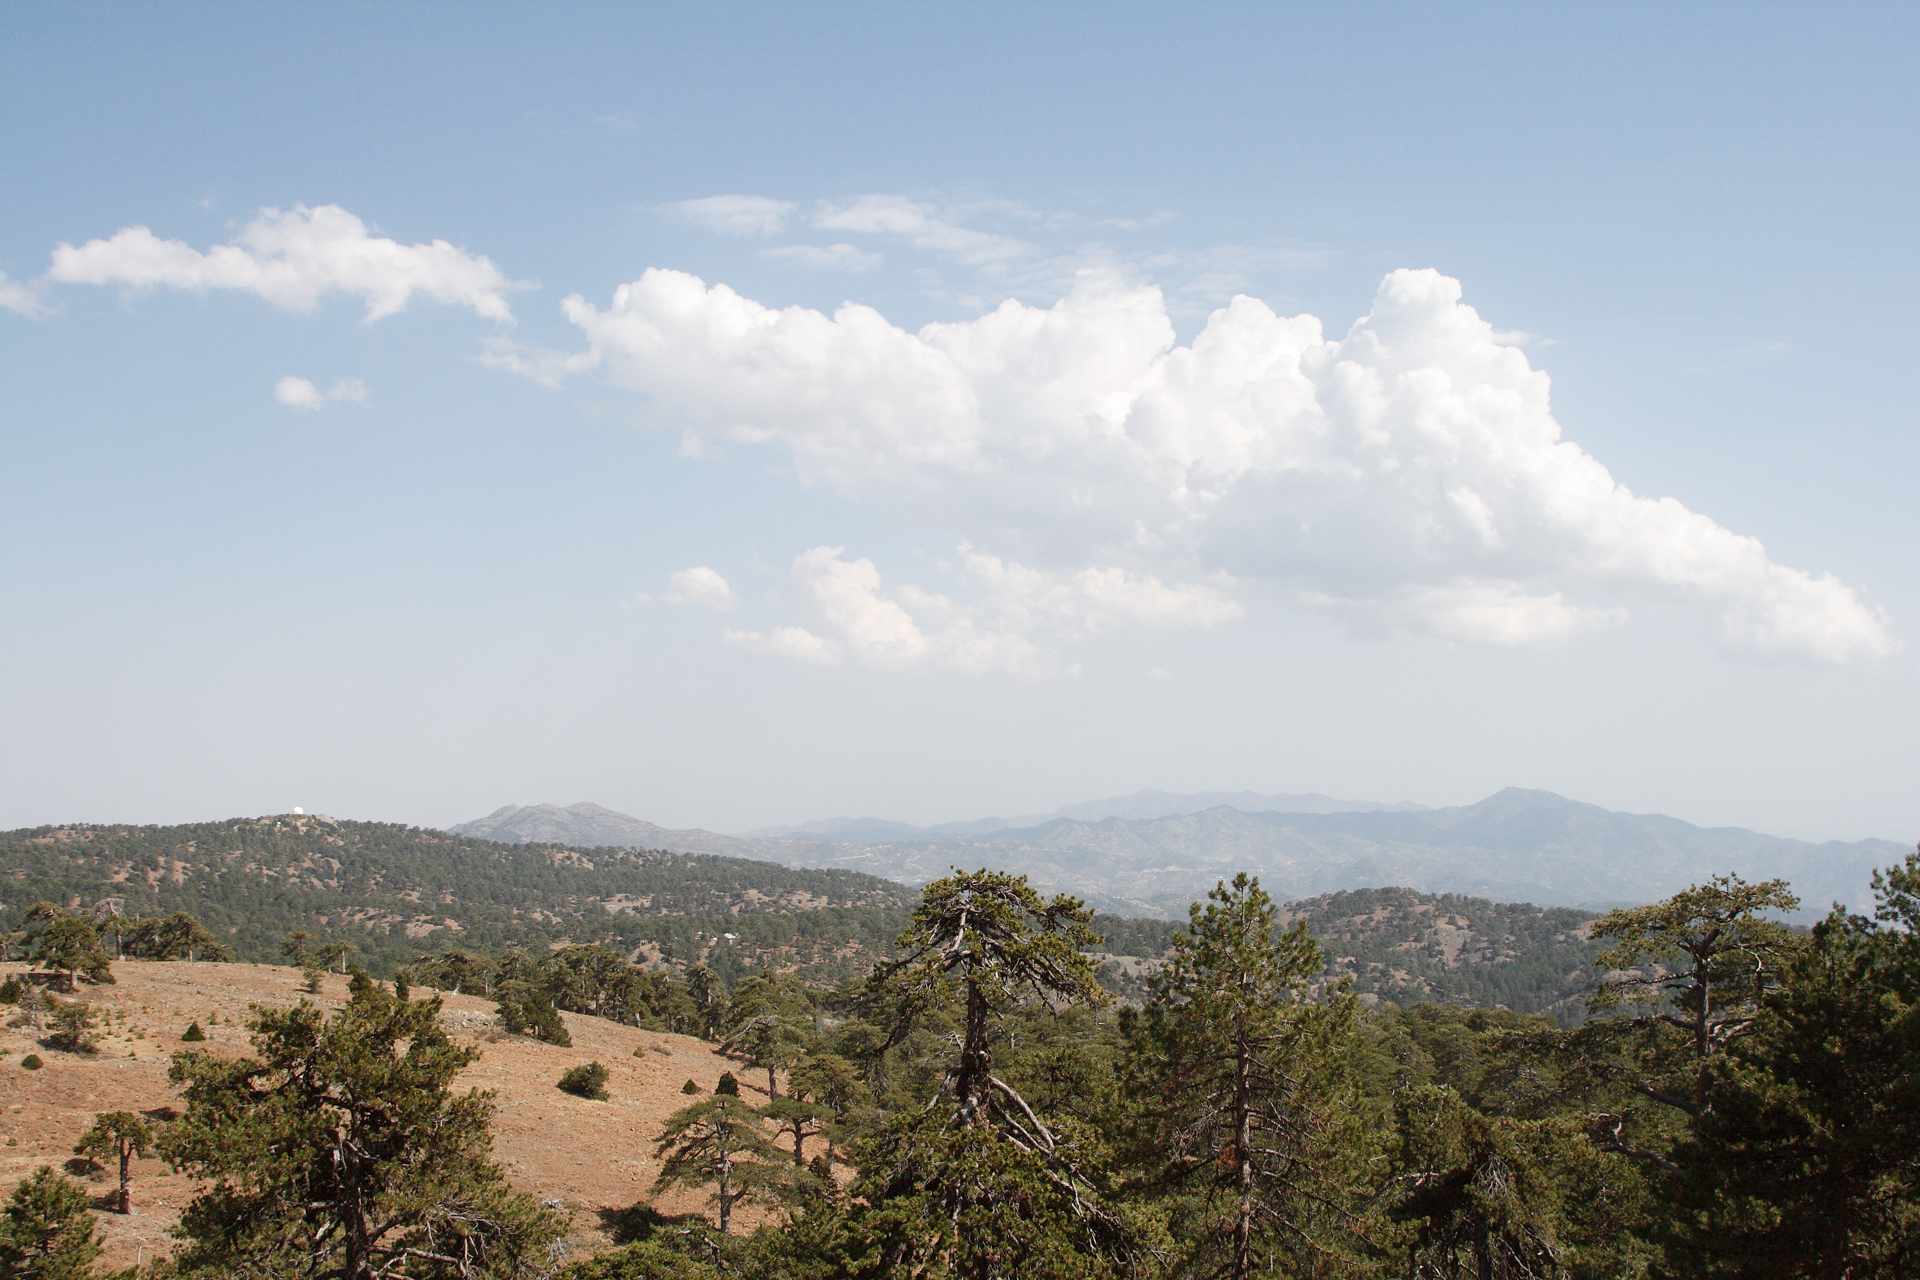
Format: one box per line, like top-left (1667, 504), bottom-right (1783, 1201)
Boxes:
top-left (0, 271), bottom-right (48, 318)
top-left (761, 243), bottom-right (883, 272)
top-left (274, 375), bottom-right (369, 412)
top-left (664, 194), bottom-right (797, 238)
top-left (813, 194), bottom-right (1030, 267)
top-left (665, 565), bottom-right (736, 611)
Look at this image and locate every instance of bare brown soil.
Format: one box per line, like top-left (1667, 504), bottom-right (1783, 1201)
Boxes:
top-left (0, 960), bottom-right (780, 1269)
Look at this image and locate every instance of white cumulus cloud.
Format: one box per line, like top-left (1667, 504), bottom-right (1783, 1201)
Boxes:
top-left (49, 205), bottom-right (518, 322)
top-left (274, 375), bottom-right (369, 411)
top-left (522, 266), bottom-right (1892, 664)
top-left (665, 565), bottom-right (736, 611)
top-left (666, 195), bottom-right (797, 238)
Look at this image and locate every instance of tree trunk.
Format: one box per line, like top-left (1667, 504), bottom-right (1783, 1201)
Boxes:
top-left (717, 1168), bottom-right (733, 1235)
top-left (767, 1064), bottom-right (779, 1100)
top-left (117, 1144), bottom-right (132, 1214)
top-left (1234, 1030), bottom-right (1253, 1280)
top-left (958, 975), bottom-right (989, 1123)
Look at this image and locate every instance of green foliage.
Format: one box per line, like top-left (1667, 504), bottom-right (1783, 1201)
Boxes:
top-left (1586, 873), bottom-right (1804, 1110)
top-left (20, 906), bottom-right (112, 990)
top-left (160, 981), bottom-right (563, 1277)
top-left (21, 1053), bottom-right (43, 1070)
top-left (1662, 850), bottom-right (1920, 1277)
top-left (0, 975), bottom-right (22, 1004)
top-left (561, 1237), bottom-right (724, 1279)
top-left (0, 1166), bottom-right (102, 1280)
top-left (123, 911), bottom-right (234, 962)
top-left (843, 869), bottom-right (1152, 1278)
top-left (559, 1061), bottom-right (611, 1100)
top-left (720, 973), bottom-right (813, 1098)
top-left (496, 979), bottom-right (571, 1045)
top-left (180, 1021), bottom-right (204, 1042)
top-left (681, 1078), bottom-right (702, 1095)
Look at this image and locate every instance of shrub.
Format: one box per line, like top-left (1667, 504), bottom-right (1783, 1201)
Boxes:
top-left (558, 1062), bottom-right (610, 1101)
top-left (716, 1071), bottom-right (739, 1096)
top-left (21, 1054), bottom-right (43, 1070)
top-left (182, 1022), bottom-right (205, 1042)
top-left (0, 976), bottom-right (21, 1004)
top-left (681, 1078), bottom-right (702, 1095)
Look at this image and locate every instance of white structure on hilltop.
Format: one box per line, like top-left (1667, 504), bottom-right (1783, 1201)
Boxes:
top-left (292, 806), bottom-right (305, 816)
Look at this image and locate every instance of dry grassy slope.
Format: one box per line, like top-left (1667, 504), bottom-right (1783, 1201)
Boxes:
top-left (0, 960), bottom-right (785, 1270)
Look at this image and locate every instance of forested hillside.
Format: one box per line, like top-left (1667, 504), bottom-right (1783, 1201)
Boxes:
top-left (0, 815), bottom-right (914, 981)
top-left (1284, 887), bottom-right (1599, 1019)
top-left (1094, 887), bottom-right (1601, 1018)
top-left (3, 815), bottom-right (1615, 1016)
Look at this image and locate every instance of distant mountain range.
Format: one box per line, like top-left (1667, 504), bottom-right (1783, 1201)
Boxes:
top-left (745, 788), bottom-right (1419, 842)
top-left (450, 790), bottom-right (1912, 920)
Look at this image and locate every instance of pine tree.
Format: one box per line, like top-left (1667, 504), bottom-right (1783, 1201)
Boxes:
top-left (719, 975), bottom-right (812, 1099)
top-left (0, 1166), bottom-right (103, 1280)
top-left (23, 906), bottom-right (111, 991)
top-left (1138, 872), bottom-right (1373, 1279)
top-left (1664, 850), bottom-right (1920, 1277)
top-left (652, 1093), bottom-right (791, 1235)
top-left (785, 1052), bottom-right (868, 1165)
top-left (74, 1111), bottom-right (153, 1214)
top-left (849, 868), bottom-right (1147, 1279)
top-left (129, 912), bottom-right (233, 962)
top-left (161, 981), bottom-right (562, 1277)
top-left (686, 964), bottom-right (727, 1040)
top-left (1582, 875), bottom-right (1803, 1119)
top-left (1389, 1084), bottom-right (1617, 1278)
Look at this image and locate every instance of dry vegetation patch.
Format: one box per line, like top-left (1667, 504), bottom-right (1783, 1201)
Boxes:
top-left (0, 960), bottom-right (772, 1269)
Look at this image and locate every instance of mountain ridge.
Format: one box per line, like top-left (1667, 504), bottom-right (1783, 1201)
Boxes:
top-left (450, 790), bottom-right (1911, 921)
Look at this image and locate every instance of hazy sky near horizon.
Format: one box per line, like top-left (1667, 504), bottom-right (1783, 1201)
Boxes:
top-left (3, 4), bottom-right (1916, 841)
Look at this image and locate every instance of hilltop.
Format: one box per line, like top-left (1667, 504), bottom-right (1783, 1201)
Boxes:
top-left (0, 959), bottom-right (774, 1271)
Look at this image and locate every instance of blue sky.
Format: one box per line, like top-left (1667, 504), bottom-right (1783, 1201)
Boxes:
top-left (2, 3), bottom-right (1915, 840)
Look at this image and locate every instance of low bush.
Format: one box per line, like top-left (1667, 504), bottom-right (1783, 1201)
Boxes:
top-left (558, 1061), bottom-right (610, 1100)
top-left (21, 1054), bottom-right (43, 1070)
top-left (181, 1022), bottom-right (206, 1042)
